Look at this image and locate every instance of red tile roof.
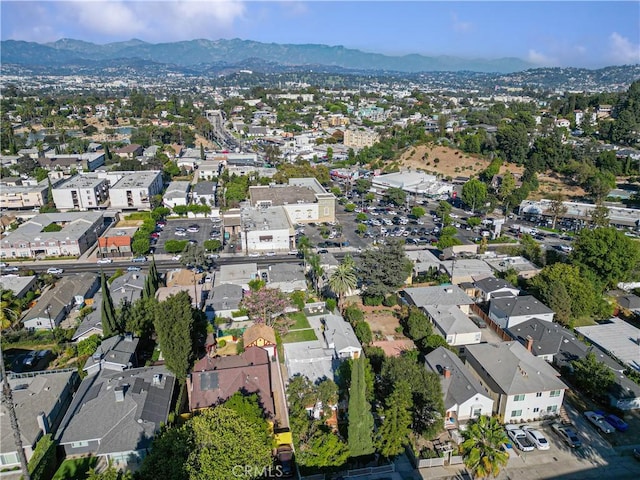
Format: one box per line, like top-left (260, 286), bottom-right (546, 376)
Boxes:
top-left (99, 236), bottom-right (131, 247)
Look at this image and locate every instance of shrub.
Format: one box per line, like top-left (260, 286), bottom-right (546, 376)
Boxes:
top-left (325, 298), bottom-right (337, 311)
top-left (343, 304), bottom-right (364, 325)
top-left (217, 339), bottom-right (227, 348)
top-left (290, 291), bottom-right (306, 310)
top-left (362, 294), bottom-right (384, 306)
top-left (382, 295), bottom-right (397, 307)
top-left (354, 321), bottom-right (372, 345)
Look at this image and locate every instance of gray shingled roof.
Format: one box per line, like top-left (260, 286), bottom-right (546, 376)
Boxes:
top-left (57, 367), bottom-right (175, 455)
top-left (402, 285), bottom-right (474, 308)
top-left (474, 277), bottom-right (517, 294)
top-left (423, 305), bottom-right (480, 336)
top-left (425, 347), bottom-right (490, 411)
top-left (465, 342), bottom-right (566, 395)
top-left (490, 295), bottom-right (553, 318)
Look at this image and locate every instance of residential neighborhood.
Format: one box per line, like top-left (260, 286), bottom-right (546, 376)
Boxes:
top-left (1, 26), bottom-right (640, 480)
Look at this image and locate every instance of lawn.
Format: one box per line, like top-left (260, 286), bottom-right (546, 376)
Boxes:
top-left (282, 329), bottom-right (318, 343)
top-left (287, 312), bottom-right (310, 330)
top-left (52, 457), bottom-right (97, 480)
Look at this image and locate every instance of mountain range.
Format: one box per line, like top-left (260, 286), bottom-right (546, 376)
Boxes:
top-left (1, 38), bottom-right (534, 73)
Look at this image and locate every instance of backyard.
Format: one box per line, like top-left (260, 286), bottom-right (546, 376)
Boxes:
top-left (52, 457), bottom-right (97, 480)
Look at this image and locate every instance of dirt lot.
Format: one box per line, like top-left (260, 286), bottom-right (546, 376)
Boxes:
top-left (350, 301), bottom-right (404, 338)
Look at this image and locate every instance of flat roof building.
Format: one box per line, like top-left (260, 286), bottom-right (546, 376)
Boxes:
top-left (52, 175), bottom-right (109, 211)
top-left (109, 171), bottom-right (163, 210)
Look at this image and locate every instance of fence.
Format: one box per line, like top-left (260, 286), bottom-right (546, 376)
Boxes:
top-left (9, 367), bottom-right (76, 380)
top-left (470, 303), bottom-right (511, 341)
top-left (299, 463), bottom-right (395, 480)
top-left (405, 446), bottom-right (445, 468)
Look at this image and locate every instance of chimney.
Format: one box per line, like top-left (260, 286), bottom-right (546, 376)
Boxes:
top-left (525, 335), bottom-right (534, 352)
top-left (114, 385), bottom-right (125, 402)
top-left (36, 412), bottom-right (49, 434)
top-left (443, 367), bottom-right (451, 379)
top-left (152, 373), bottom-right (162, 386)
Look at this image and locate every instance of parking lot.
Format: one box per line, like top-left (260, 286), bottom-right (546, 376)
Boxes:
top-left (154, 218), bottom-right (220, 256)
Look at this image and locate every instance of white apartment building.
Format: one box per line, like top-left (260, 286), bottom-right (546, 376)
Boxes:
top-left (465, 342), bottom-right (567, 423)
top-left (163, 181), bottom-right (191, 208)
top-left (52, 175), bottom-right (109, 210)
top-left (109, 171), bottom-right (163, 210)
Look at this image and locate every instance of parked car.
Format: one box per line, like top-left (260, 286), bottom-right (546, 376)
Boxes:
top-left (175, 230), bottom-right (187, 236)
top-left (131, 256), bottom-right (147, 263)
top-left (551, 422), bottom-right (581, 448)
top-left (172, 254), bottom-right (182, 261)
top-left (603, 413), bottom-right (629, 432)
top-left (265, 251), bottom-right (276, 257)
top-left (0, 262), bottom-right (7, 268)
top-left (23, 350), bottom-right (38, 367)
top-left (584, 411), bottom-right (615, 434)
top-left (521, 426), bottom-right (550, 450)
top-left (127, 266), bottom-right (141, 272)
top-left (46, 267), bottom-right (64, 275)
top-left (187, 225), bottom-right (200, 233)
top-left (248, 252), bottom-right (260, 257)
top-left (505, 425), bottom-right (535, 452)
top-left (97, 258), bottom-right (113, 264)
top-left (276, 445), bottom-right (294, 478)
top-left (3, 266), bottom-right (19, 272)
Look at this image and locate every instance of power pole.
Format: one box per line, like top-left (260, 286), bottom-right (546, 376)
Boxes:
top-left (0, 343), bottom-right (31, 480)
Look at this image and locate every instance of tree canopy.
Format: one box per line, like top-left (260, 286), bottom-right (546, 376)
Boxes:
top-left (461, 415), bottom-right (509, 479)
top-left (357, 239), bottom-right (413, 298)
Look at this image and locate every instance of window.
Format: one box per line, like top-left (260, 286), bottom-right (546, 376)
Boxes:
top-left (536, 392), bottom-right (542, 398)
top-left (513, 394), bottom-right (525, 402)
top-left (533, 407), bottom-right (540, 413)
top-left (547, 405), bottom-right (558, 413)
top-left (472, 408), bottom-right (482, 417)
top-left (258, 236), bottom-right (273, 243)
top-left (510, 410), bottom-right (522, 418)
top-left (71, 441), bottom-right (90, 448)
top-left (550, 390), bottom-right (561, 397)
top-left (0, 452), bottom-right (19, 466)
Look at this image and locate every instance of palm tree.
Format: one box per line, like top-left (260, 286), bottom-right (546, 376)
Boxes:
top-left (461, 415), bottom-right (509, 479)
top-left (0, 292), bottom-right (22, 331)
top-left (306, 253), bottom-right (324, 295)
top-left (328, 260), bottom-right (357, 312)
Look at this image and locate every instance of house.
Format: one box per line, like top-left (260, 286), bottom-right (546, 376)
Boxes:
top-left (617, 294), bottom-right (640, 314)
top-left (56, 366), bottom-right (175, 469)
top-left (0, 274), bottom-right (37, 298)
top-left (488, 295), bottom-right (554, 330)
top-left (318, 312), bottom-right (362, 360)
top-left (163, 181), bottom-right (191, 208)
top-left (405, 249), bottom-right (443, 277)
top-left (187, 346), bottom-right (275, 418)
top-left (197, 160), bottom-right (223, 180)
top-left (464, 342), bottom-right (567, 423)
top-left (1, 212), bottom-right (105, 259)
top-left (474, 277), bottom-right (520, 303)
top-left (205, 283), bottom-right (244, 319)
top-left (265, 263), bottom-right (306, 292)
top-left (484, 256), bottom-right (541, 280)
top-left (423, 305), bottom-right (482, 346)
top-left (508, 318), bottom-right (640, 410)
top-left (114, 144), bottom-right (143, 159)
top-left (83, 334), bottom-right (140, 376)
top-left (215, 263), bottom-right (258, 289)
top-left (191, 181), bottom-right (217, 206)
top-left (425, 347), bottom-right (494, 430)
top-left (439, 258), bottom-right (493, 285)
top-left (576, 318), bottom-right (640, 372)
top-left (0, 370), bottom-right (79, 471)
top-left (400, 285), bottom-right (475, 314)
top-left (98, 235), bottom-right (132, 258)
top-left (23, 273), bottom-right (99, 330)
top-left (243, 324), bottom-right (277, 359)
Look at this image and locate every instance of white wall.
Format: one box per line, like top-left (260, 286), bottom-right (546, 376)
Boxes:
top-left (243, 228), bottom-right (291, 253)
top-left (282, 203), bottom-right (320, 223)
top-left (500, 389), bottom-right (565, 423)
top-left (457, 394), bottom-right (495, 422)
top-left (445, 330), bottom-right (482, 346)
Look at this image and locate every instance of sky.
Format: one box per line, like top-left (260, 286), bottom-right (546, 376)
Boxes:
top-left (1, 1), bottom-right (639, 68)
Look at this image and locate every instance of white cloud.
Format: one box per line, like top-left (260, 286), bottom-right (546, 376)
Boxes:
top-left (451, 12), bottom-right (472, 33)
top-left (527, 49), bottom-right (557, 66)
top-left (609, 32), bottom-right (640, 64)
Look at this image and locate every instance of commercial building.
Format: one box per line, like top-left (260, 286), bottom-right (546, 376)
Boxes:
top-left (0, 212), bottom-right (105, 258)
top-left (576, 317), bottom-right (640, 372)
top-left (519, 199), bottom-right (640, 228)
top-left (38, 152), bottom-right (105, 173)
top-left (51, 175), bottom-right (109, 210)
top-left (343, 128), bottom-right (380, 149)
top-left (248, 178), bottom-right (336, 224)
top-left (109, 171), bottom-right (163, 210)
top-left (371, 170), bottom-right (453, 198)
top-left (239, 207), bottom-right (294, 254)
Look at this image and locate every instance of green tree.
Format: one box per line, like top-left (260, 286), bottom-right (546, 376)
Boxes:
top-left (186, 406), bottom-right (273, 480)
top-left (154, 291), bottom-right (201, 382)
top-left (497, 171), bottom-right (516, 210)
top-left (328, 258), bottom-right (357, 311)
top-left (466, 216), bottom-right (482, 228)
top-left (411, 206), bottom-right (426, 218)
top-left (343, 303), bottom-right (365, 326)
top-left (347, 357), bottom-right (375, 457)
top-left (589, 203), bottom-right (610, 227)
top-left (132, 237), bottom-right (150, 256)
top-left (436, 200), bottom-right (452, 219)
top-left (545, 193), bottom-right (568, 230)
top-left (383, 187), bottom-right (407, 207)
top-left (297, 426), bottom-right (349, 468)
top-left (461, 415), bottom-right (509, 479)
top-left (571, 227), bottom-right (640, 289)
top-left (571, 352), bottom-right (616, 399)
top-left (354, 320), bottom-right (372, 345)
top-left (376, 380), bottom-right (412, 458)
top-left (100, 271), bottom-right (118, 337)
top-left (358, 239), bottom-right (412, 298)
top-left (461, 178), bottom-right (487, 213)
top-left (401, 307), bottom-right (433, 344)
top-left (137, 426), bottom-right (190, 480)
top-left (164, 239), bottom-right (188, 254)
top-left (354, 178), bottom-right (372, 195)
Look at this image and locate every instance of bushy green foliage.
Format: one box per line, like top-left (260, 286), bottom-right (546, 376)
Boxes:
top-left (77, 334), bottom-right (102, 357)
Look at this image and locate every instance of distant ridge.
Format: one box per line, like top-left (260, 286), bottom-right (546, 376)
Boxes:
top-left (1, 37), bottom-right (533, 73)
